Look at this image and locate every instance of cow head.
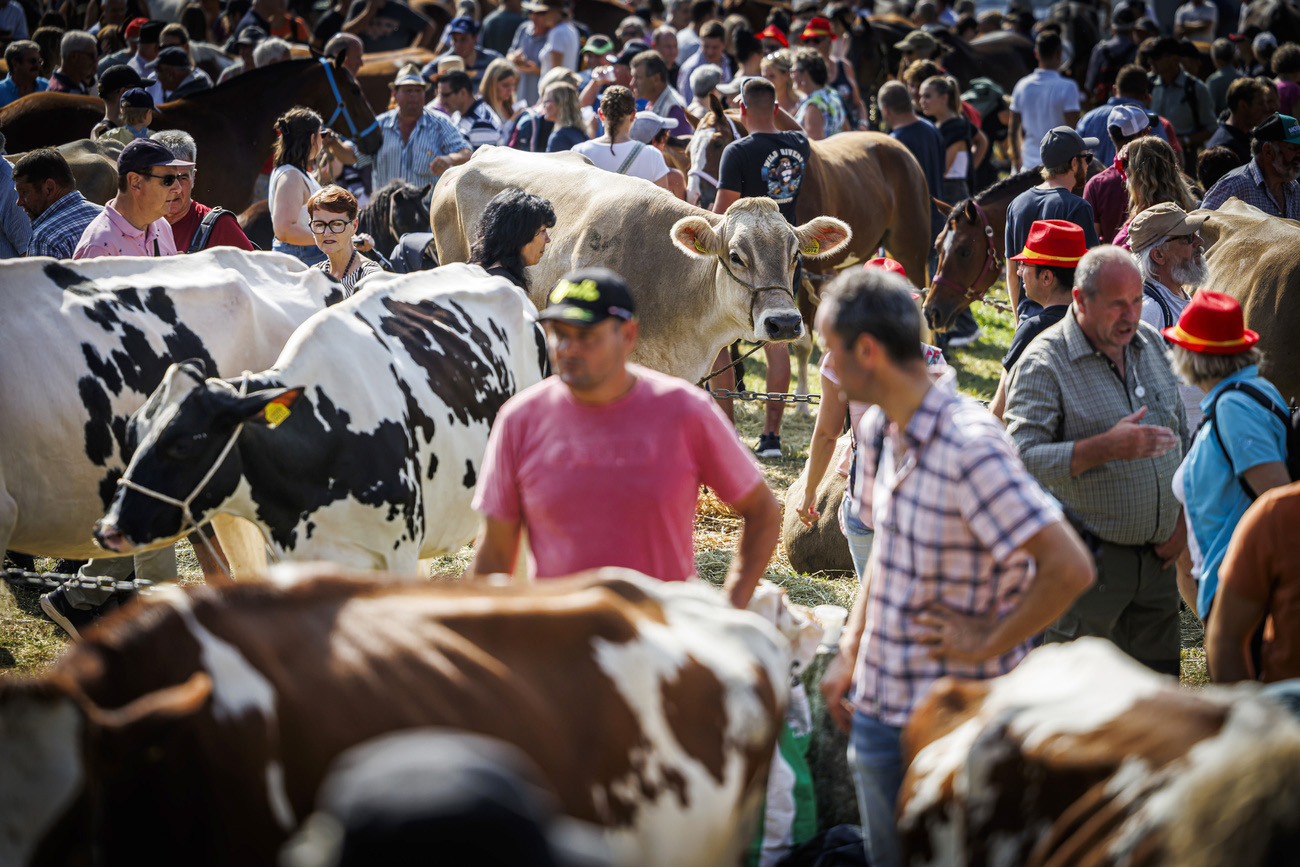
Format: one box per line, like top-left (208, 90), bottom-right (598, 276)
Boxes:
top-left (0, 670), bottom-right (212, 866)
top-left (671, 199), bottom-right (850, 343)
top-left (95, 361), bottom-right (302, 554)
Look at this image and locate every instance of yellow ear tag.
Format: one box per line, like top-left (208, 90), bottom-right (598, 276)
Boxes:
top-left (694, 238), bottom-right (708, 254)
top-left (802, 239), bottom-right (820, 256)
top-left (264, 402), bottom-right (291, 428)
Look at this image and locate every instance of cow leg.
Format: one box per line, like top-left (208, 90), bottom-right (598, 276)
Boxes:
top-left (211, 514), bottom-right (269, 582)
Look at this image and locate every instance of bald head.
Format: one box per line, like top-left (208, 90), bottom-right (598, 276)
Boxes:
top-left (324, 32), bottom-right (363, 75)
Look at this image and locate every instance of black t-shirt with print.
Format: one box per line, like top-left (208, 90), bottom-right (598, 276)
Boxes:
top-left (717, 131), bottom-right (812, 225)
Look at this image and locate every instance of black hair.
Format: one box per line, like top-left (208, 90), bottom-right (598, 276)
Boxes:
top-left (1031, 263), bottom-right (1076, 291)
top-left (690, 0), bottom-right (717, 25)
top-left (1198, 145), bottom-right (1242, 189)
top-left (823, 268), bottom-right (924, 365)
top-left (12, 147), bottom-right (74, 188)
top-left (1035, 30), bottom-right (1062, 59)
top-left (1115, 63), bottom-right (1150, 97)
top-left (272, 106), bottom-right (323, 172)
top-left (440, 69), bottom-right (472, 94)
top-left (468, 188), bottom-right (556, 291)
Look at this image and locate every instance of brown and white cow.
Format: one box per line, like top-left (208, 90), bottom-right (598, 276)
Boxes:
top-left (0, 569), bottom-right (790, 867)
top-left (431, 146), bottom-right (852, 383)
top-left (899, 637), bottom-right (1300, 867)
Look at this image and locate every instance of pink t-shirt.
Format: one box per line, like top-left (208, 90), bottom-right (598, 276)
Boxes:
top-left (72, 198), bottom-right (178, 259)
top-left (473, 365), bottom-right (765, 581)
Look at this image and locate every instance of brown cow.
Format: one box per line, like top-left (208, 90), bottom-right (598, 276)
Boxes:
top-left (0, 569), bottom-right (790, 866)
top-left (1196, 197), bottom-right (1300, 404)
top-left (899, 638), bottom-right (1300, 867)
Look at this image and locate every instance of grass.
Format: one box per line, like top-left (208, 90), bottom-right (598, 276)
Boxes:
top-left (0, 296), bottom-right (1207, 685)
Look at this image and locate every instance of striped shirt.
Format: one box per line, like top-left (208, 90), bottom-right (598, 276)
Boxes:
top-left (851, 369), bottom-right (1063, 727)
top-left (453, 98), bottom-right (503, 150)
top-left (356, 107), bottom-right (470, 191)
top-left (1005, 307), bottom-right (1190, 546)
top-left (27, 190), bottom-right (102, 259)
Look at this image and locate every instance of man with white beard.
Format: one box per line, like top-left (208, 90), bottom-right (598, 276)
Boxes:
top-left (1131, 203), bottom-right (1209, 425)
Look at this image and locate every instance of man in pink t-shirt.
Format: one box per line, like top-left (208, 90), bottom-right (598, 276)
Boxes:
top-left (469, 267), bottom-right (781, 608)
top-left (73, 138), bottom-right (188, 259)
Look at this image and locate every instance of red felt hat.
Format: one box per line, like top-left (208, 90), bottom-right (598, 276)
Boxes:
top-left (864, 256), bottom-right (907, 278)
top-left (801, 17), bottom-right (836, 40)
top-left (1009, 219), bottom-right (1087, 266)
top-left (1162, 291), bottom-right (1259, 355)
top-left (125, 16), bottom-right (148, 40)
top-left (758, 25), bottom-right (788, 47)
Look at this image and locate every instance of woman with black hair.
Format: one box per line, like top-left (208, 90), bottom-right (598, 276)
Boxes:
top-left (270, 106), bottom-right (327, 265)
top-left (468, 188), bottom-right (555, 291)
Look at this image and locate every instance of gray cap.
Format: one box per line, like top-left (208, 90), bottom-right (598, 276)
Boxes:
top-left (690, 63), bottom-right (723, 98)
top-left (629, 110), bottom-right (675, 143)
top-left (1039, 126), bottom-right (1099, 167)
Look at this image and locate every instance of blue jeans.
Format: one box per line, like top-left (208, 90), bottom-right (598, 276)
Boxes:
top-left (847, 710), bottom-right (904, 867)
top-left (272, 238), bottom-right (327, 265)
top-left (839, 493), bottom-right (875, 581)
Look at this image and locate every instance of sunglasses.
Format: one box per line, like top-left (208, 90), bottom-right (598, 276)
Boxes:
top-left (1171, 232), bottom-right (1200, 244)
top-left (143, 172), bottom-right (182, 186)
top-left (309, 219), bottom-right (352, 234)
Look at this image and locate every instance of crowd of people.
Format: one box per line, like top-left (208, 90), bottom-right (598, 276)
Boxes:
top-left (7, 0), bottom-right (1300, 862)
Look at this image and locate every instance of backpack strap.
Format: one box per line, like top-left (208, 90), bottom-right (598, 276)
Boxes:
top-left (1200, 381), bottom-right (1290, 499)
top-left (1143, 280), bottom-right (1177, 329)
top-left (188, 207), bottom-right (235, 253)
top-left (615, 141), bottom-right (646, 175)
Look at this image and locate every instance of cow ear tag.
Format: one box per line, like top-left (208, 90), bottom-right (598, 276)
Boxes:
top-left (694, 235), bottom-right (708, 254)
top-left (259, 389), bottom-right (301, 428)
top-left (802, 239), bottom-right (820, 256)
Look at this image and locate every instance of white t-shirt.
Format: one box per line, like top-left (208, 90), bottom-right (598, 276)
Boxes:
top-left (540, 20), bottom-right (580, 80)
top-left (572, 139), bottom-right (670, 183)
top-left (1009, 69), bottom-right (1081, 171)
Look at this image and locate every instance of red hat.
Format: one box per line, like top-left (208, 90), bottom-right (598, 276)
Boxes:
top-left (1162, 291), bottom-right (1260, 355)
top-left (864, 256), bottom-right (907, 277)
top-left (801, 17), bottom-right (836, 40)
top-left (1009, 219), bottom-right (1086, 266)
top-left (125, 16), bottom-right (148, 41)
top-left (758, 24), bottom-right (789, 47)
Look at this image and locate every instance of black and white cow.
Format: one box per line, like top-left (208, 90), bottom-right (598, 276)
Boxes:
top-left (0, 251), bottom-right (343, 572)
top-left (95, 264), bottom-right (549, 571)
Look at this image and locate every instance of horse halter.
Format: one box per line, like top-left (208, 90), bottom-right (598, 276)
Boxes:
top-left (113, 373), bottom-right (253, 581)
top-left (930, 199), bottom-right (1003, 302)
top-left (319, 57), bottom-right (379, 141)
top-left (687, 112), bottom-right (742, 192)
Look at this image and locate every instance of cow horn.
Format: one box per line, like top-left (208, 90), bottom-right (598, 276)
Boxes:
top-left (78, 672), bottom-right (213, 731)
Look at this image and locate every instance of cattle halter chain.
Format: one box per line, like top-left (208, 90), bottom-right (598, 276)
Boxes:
top-left (320, 57), bottom-right (379, 141)
top-left (114, 372), bottom-right (255, 583)
top-left (930, 199), bottom-right (1004, 303)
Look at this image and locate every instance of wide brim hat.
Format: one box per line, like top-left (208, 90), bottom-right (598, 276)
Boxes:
top-left (1162, 290), bottom-right (1259, 355)
top-left (801, 17), bottom-right (835, 40)
top-left (758, 25), bottom-right (788, 47)
top-left (894, 30), bottom-right (937, 53)
top-left (1128, 202), bottom-right (1209, 254)
top-left (390, 62), bottom-right (431, 89)
top-left (1009, 219), bottom-right (1087, 265)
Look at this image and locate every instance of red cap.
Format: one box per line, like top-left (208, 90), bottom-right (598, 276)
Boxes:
top-left (758, 24), bottom-right (789, 47)
top-left (1162, 291), bottom-right (1260, 355)
top-left (864, 256), bottom-right (907, 278)
top-left (1009, 219), bottom-right (1087, 266)
top-left (125, 17), bottom-right (148, 40)
top-left (801, 17), bottom-right (836, 40)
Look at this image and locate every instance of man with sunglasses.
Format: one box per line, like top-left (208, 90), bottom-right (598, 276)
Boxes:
top-left (152, 130), bottom-right (254, 253)
top-left (1004, 127), bottom-right (1102, 314)
top-left (73, 138), bottom-right (191, 259)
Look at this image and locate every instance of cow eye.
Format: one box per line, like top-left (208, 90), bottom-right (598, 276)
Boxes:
top-left (730, 252), bottom-right (744, 267)
top-left (165, 433), bottom-right (207, 460)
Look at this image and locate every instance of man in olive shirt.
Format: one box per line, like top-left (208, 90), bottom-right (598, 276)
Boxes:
top-left (1004, 245), bottom-right (1190, 675)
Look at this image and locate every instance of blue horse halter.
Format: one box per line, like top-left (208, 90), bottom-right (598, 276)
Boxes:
top-left (319, 57), bottom-right (379, 140)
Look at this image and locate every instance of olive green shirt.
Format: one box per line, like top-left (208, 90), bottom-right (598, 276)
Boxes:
top-left (1005, 306), bottom-right (1190, 546)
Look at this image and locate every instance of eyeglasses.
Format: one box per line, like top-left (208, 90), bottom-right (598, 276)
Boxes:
top-left (1076, 152), bottom-right (1094, 163)
top-left (309, 219), bottom-right (352, 234)
top-left (143, 172), bottom-right (182, 186)
top-left (1171, 232), bottom-right (1201, 244)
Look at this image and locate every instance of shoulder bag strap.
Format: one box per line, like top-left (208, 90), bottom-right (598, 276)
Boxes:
top-left (615, 141), bottom-right (646, 175)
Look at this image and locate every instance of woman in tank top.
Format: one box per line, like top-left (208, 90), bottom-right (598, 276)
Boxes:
top-left (270, 107), bottom-right (327, 266)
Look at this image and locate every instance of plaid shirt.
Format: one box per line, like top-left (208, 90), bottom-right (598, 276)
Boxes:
top-left (1201, 158), bottom-right (1300, 219)
top-left (851, 369), bottom-right (1062, 727)
top-left (1005, 307), bottom-right (1190, 545)
top-left (27, 190), bottom-right (101, 259)
top-left (356, 107), bottom-right (470, 191)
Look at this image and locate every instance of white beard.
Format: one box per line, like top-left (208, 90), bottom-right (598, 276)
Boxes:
top-left (1170, 255), bottom-right (1208, 288)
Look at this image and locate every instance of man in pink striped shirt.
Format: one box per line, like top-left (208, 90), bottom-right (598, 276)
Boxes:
top-left (73, 138), bottom-right (191, 259)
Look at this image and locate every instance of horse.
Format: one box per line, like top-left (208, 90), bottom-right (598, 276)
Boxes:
top-left (0, 56), bottom-right (383, 211)
top-left (924, 168), bottom-right (1040, 331)
top-left (357, 179), bottom-right (433, 251)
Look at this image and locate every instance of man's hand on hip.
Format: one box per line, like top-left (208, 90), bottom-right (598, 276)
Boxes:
top-left (913, 604), bottom-right (998, 663)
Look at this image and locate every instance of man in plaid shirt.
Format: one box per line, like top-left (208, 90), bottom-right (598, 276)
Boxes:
top-left (817, 268), bottom-right (1095, 867)
top-left (12, 148), bottom-right (101, 259)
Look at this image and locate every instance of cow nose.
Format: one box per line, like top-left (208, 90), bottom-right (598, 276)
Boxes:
top-left (764, 314), bottom-right (804, 341)
top-left (93, 521), bottom-right (128, 553)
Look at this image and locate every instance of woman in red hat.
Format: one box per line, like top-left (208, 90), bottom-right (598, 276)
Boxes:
top-left (1165, 291), bottom-right (1292, 626)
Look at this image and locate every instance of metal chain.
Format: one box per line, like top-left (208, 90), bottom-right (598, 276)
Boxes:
top-left (2, 569), bottom-right (156, 593)
top-left (710, 389), bottom-right (821, 404)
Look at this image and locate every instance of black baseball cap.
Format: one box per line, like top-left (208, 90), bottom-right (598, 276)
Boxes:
top-left (99, 63), bottom-right (154, 94)
top-left (120, 87), bottom-right (154, 109)
top-left (139, 20), bottom-right (164, 43)
top-left (117, 138), bottom-right (194, 176)
top-left (237, 24), bottom-right (267, 46)
top-left (538, 268), bottom-right (636, 325)
top-left (156, 46), bottom-right (191, 67)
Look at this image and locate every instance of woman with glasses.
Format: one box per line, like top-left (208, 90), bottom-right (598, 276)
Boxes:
top-left (270, 107), bottom-right (327, 266)
top-left (309, 185), bottom-right (382, 294)
top-left (468, 187), bottom-right (555, 292)
top-left (760, 49), bottom-right (798, 115)
top-left (790, 47), bottom-right (845, 140)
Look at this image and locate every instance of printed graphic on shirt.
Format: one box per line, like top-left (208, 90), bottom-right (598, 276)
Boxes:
top-left (762, 148), bottom-right (806, 206)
